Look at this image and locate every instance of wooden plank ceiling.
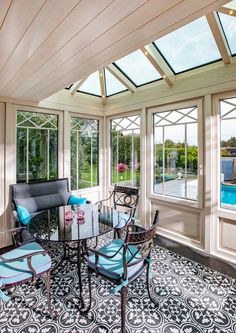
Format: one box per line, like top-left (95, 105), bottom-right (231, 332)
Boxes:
top-left (0, 0), bottom-right (228, 102)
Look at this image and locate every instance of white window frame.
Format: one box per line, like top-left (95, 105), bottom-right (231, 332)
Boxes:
top-left (67, 112), bottom-right (103, 195)
top-left (107, 111), bottom-right (141, 188)
top-left (147, 99), bottom-right (204, 209)
top-left (213, 91), bottom-right (236, 216)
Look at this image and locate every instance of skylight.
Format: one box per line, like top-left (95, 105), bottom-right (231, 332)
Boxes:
top-left (79, 71), bottom-right (101, 96)
top-left (218, 13), bottom-right (236, 55)
top-left (104, 68), bottom-right (127, 96)
top-left (114, 49), bottom-right (161, 86)
top-left (154, 17), bottom-right (221, 73)
top-left (223, 0), bottom-right (236, 10)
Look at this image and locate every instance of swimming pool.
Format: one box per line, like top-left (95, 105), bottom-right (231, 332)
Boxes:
top-left (221, 184), bottom-right (236, 205)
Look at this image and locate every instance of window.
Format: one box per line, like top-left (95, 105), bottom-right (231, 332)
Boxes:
top-left (220, 97), bottom-right (236, 209)
top-left (153, 107), bottom-right (198, 200)
top-left (111, 115), bottom-right (140, 187)
top-left (71, 117), bottom-right (99, 190)
top-left (154, 17), bottom-right (221, 73)
top-left (218, 13), bottom-right (236, 55)
top-left (104, 68), bottom-right (127, 96)
top-left (114, 50), bottom-right (161, 86)
top-left (79, 71), bottom-right (101, 96)
top-left (17, 111), bottom-right (58, 183)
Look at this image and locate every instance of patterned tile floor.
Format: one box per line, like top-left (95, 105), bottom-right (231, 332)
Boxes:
top-left (0, 240), bottom-right (236, 333)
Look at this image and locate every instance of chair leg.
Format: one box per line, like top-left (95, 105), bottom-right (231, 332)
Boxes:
top-left (45, 270), bottom-right (54, 318)
top-left (121, 286), bottom-right (128, 333)
top-left (80, 268), bottom-right (92, 314)
top-left (146, 264), bottom-right (158, 306)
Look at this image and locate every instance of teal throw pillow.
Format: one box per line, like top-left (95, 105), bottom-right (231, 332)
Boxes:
top-left (16, 205), bottom-right (31, 225)
top-left (68, 194), bottom-right (87, 205)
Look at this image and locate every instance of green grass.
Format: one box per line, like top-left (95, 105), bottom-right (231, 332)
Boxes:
top-left (112, 168), bottom-right (140, 185)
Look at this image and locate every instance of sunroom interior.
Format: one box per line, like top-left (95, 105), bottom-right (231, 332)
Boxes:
top-left (0, 0), bottom-right (236, 331)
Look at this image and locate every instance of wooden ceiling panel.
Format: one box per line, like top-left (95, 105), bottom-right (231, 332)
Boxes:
top-left (6, 0), bottom-right (148, 99)
top-left (0, 0), bottom-right (12, 29)
top-left (14, 0), bottom-right (185, 100)
top-left (28, 0), bottom-right (228, 102)
top-left (0, 0), bottom-right (46, 71)
top-left (0, 0), bottom-right (80, 91)
top-left (0, 0), bottom-right (228, 101)
top-left (0, 0), bottom-right (114, 96)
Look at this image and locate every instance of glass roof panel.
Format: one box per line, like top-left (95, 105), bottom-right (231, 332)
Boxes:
top-left (114, 49), bottom-right (161, 86)
top-left (223, 0), bottom-right (236, 10)
top-left (79, 71), bottom-right (101, 96)
top-left (218, 13), bottom-right (236, 55)
top-left (154, 17), bottom-right (221, 73)
top-left (104, 68), bottom-right (127, 96)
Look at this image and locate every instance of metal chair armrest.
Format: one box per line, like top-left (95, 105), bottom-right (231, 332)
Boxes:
top-left (0, 249), bottom-right (47, 263)
top-left (95, 191), bottom-right (113, 206)
top-left (86, 244), bottom-right (123, 260)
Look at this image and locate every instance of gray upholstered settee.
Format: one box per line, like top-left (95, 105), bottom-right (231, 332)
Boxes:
top-left (11, 178), bottom-right (71, 215)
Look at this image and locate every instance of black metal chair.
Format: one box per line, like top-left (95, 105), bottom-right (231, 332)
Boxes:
top-left (84, 210), bottom-right (159, 333)
top-left (96, 184), bottom-right (140, 238)
top-left (0, 228), bottom-right (53, 317)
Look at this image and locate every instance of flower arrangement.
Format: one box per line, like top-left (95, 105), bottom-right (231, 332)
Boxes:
top-left (116, 163), bottom-right (128, 173)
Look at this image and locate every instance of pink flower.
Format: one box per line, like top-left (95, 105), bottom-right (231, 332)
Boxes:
top-left (116, 163), bottom-right (127, 173)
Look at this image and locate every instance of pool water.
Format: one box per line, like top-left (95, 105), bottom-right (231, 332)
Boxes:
top-left (221, 184), bottom-right (236, 205)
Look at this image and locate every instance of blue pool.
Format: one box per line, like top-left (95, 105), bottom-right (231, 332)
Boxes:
top-left (221, 184), bottom-right (236, 205)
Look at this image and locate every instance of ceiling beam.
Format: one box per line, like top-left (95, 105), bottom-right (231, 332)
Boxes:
top-left (69, 77), bottom-right (88, 95)
top-left (106, 64), bottom-right (136, 93)
top-left (141, 44), bottom-right (174, 86)
top-left (217, 7), bottom-right (236, 17)
top-left (99, 68), bottom-right (106, 104)
top-left (206, 11), bottom-right (231, 64)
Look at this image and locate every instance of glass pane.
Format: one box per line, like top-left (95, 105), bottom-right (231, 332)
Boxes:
top-left (186, 123), bottom-right (198, 200)
top-left (71, 130), bottom-right (77, 191)
top-left (28, 129), bottom-right (48, 181)
top-left (105, 68), bottom-right (127, 96)
top-left (220, 97), bottom-right (236, 210)
top-left (154, 126), bottom-right (164, 194)
top-left (154, 17), bottom-right (221, 73)
top-left (153, 107), bottom-right (198, 201)
top-left (79, 71), bottom-right (101, 96)
top-left (223, 0), bottom-right (236, 10)
top-left (16, 111), bottom-right (58, 183)
top-left (111, 115), bottom-right (140, 187)
top-left (218, 13), bottom-right (236, 55)
top-left (114, 50), bottom-right (161, 86)
top-left (17, 128), bottom-right (27, 183)
top-left (164, 125), bottom-right (185, 197)
top-left (49, 130), bottom-right (58, 180)
top-left (70, 117), bottom-right (99, 190)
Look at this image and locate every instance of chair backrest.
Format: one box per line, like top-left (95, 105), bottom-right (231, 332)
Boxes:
top-left (122, 210), bottom-right (159, 278)
top-left (11, 178), bottom-right (70, 214)
top-left (112, 185), bottom-right (139, 214)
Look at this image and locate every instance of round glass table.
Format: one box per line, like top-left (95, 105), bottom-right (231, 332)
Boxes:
top-left (28, 204), bottom-right (129, 310)
top-left (28, 204), bottom-right (123, 242)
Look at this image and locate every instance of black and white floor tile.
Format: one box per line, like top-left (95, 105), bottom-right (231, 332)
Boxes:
top-left (0, 240), bottom-right (235, 333)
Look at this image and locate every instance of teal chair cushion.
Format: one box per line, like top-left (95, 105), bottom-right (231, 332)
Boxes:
top-left (86, 239), bottom-right (143, 280)
top-left (68, 194), bottom-right (87, 205)
top-left (16, 205), bottom-right (31, 225)
top-left (0, 242), bottom-right (51, 286)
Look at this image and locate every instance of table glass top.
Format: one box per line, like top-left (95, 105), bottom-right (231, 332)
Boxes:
top-left (28, 204), bottom-right (129, 242)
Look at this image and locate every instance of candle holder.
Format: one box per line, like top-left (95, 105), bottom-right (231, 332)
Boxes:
top-left (77, 209), bottom-right (85, 224)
